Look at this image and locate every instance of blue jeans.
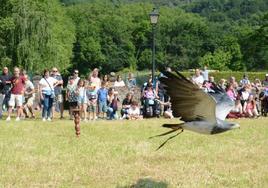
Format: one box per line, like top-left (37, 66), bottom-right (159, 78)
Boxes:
top-left (107, 107), bottom-right (117, 120)
top-left (42, 94), bottom-right (53, 119)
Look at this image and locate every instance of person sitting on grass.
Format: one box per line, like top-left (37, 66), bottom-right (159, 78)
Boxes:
top-left (76, 79), bottom-right (88, 122)
top-left (243, 94), bottom-right (259, 118)
top-left (87, 83), bottom-right (97, 121)
top-left (227, 99), bottom-right (244, 119)
top-left (218, 78), bottom-right (227, 90)
top-left (155, 99), bottom-right (174, 119)
top-left (226, 83), bottom-right (238, 101)
top-left (97, 81), bottom-right (108, 119)
top-left (239, 84), bottom-right (251, 108)
top-left (192, 69), bottom-right (204, 88)
top-left (127, 101), bottom-right (143, 120)
top-left (121, 93), bottom-right (133, 119)
top-left (226, 84), bottom-right (244, 118)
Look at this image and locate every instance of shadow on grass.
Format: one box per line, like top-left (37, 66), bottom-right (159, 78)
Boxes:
top-left (118, 178), bottom-right (168, 188)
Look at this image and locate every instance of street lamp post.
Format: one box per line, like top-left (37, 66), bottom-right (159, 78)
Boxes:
top-left (149, 8), bottom-right (159, 84)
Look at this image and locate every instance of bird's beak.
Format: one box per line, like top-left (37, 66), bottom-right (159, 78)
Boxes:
top-left (231, 123), bottom-right (240, 129)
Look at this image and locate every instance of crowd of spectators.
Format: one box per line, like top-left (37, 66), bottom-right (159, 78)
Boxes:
top-left (0, 66), bottom-right (268, 122)
top-left (194, 69), bottom-right (268, 118)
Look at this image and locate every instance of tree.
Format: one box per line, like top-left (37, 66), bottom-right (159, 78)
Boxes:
top-left (0, 0), bottom-right (75, 73)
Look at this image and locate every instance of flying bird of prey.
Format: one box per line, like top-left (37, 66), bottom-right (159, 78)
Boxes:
top-left (151, 71), bottom-right (240, 149)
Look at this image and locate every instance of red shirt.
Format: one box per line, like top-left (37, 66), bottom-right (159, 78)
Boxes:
top-left (10, 76), bottom-right (26, 95)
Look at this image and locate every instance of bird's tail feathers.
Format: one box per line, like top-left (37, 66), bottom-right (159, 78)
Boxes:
top-left (149, 123), bottom-right (184, 151)
top-left (162, 123), bottom-right (184, 129)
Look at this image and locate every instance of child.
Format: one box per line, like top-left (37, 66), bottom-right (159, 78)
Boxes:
top-left (87, 83), bottom-right (97, 120)
top-left (97, 81), bottom-right (108, 119)
top-left (155, 99), bottom-right (174, 119)
top-left (128, 101), bottom-right (143, 120)
top-left (76, 79), bottom-right (88, 121)
top-left (121, 93), bottom-right (133, 119)
top-left (243, 94), bottom-right (259, 118)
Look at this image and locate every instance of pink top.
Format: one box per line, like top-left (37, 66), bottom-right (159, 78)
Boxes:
top-left (226, 89), bottom-right (236, 101)
top-left (144, 90), bottom-right (155, 99)
top-left (90, 76), bottom-right (101, 90)
top-left (246, 102), bottom-right (254, 111)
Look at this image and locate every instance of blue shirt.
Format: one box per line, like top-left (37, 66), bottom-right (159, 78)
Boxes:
top-left (97, 88), bottom-right (108, 102)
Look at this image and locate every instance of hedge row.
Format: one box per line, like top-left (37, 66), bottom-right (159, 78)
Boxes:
top-left (122, 71), bottom-right (268, 86)
top-left (181, 71), bottom-right (267, 83)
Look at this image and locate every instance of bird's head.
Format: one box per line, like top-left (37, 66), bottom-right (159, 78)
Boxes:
top-left (229, 122), bottom-right (240, 130)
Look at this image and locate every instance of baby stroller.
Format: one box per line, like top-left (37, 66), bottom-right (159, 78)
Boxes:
top-left (259, 90), bottom-right (268, 116)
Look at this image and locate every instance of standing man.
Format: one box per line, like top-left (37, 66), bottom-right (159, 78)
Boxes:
top-left (262, 74), bottom-right (268, 87)
top-left (23, 74), bottom-right (35, 118)
top-left (51, 67), bottom-right (64, 119)
top-left (202, 65), bottom-right (209, 81)
top-left (192, 69), bottom-right (204, 88)
top-left (6, 67), bottom-right (26, 121)
top-left (73, 69), bottom-right (80, 85)
top-left (0, 67), bottom-right (12, 118)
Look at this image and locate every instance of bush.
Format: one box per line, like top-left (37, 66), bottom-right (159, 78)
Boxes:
top-left (122, 71), bottom-right (268, 86)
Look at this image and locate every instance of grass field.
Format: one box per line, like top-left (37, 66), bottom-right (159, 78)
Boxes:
top-left (0, 117), bottom-right (268, 188)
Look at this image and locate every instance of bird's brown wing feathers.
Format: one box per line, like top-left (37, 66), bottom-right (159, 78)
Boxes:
top-left (160, 71), bottom-right (217, 123)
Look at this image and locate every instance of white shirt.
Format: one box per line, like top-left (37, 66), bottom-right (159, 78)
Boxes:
top-left (202, 70), bottom-right (209, 81)
top-left (241, 91), bottom-right (250, 101)
top-left (192, 75), bottom-right (204, 86)
top-left (24, 80), bottom-right (34, 97)
top-left (78, 87), bottom-right (86, 98)
top-left (114, 80), bottom-right (125, 87)
top-left (128, 106), bottom-right (140, 116)
top-left (39, 77), bottom-right (57, 93)
top-left (73, 77), bottom-right (80, 86)
top-left (25, 80), bottom-right (34, 92)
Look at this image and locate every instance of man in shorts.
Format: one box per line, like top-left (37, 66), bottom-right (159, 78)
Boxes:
top-left (6, 67), bottom-right (26, 121)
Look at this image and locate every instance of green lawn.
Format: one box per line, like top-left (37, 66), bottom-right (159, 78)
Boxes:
top-left (0, 117), bottom-right (267, 187)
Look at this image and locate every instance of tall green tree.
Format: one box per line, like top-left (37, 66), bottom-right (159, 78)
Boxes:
top-left (0, 0), bottom-right (75, 73)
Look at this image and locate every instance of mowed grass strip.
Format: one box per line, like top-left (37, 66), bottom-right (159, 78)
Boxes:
top-left (0, 118), bottom-right (267, 187)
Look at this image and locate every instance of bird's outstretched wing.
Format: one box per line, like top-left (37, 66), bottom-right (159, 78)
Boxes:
top-left (160, 71), bottom-right (217, 123)
top-left (208, 86), bottom-right (235, 121)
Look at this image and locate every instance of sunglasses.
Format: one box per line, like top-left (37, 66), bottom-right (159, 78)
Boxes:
top-left (52, 70), bottom-right (58, 72)
top-left (74, 72), bottom-right (79, 74)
